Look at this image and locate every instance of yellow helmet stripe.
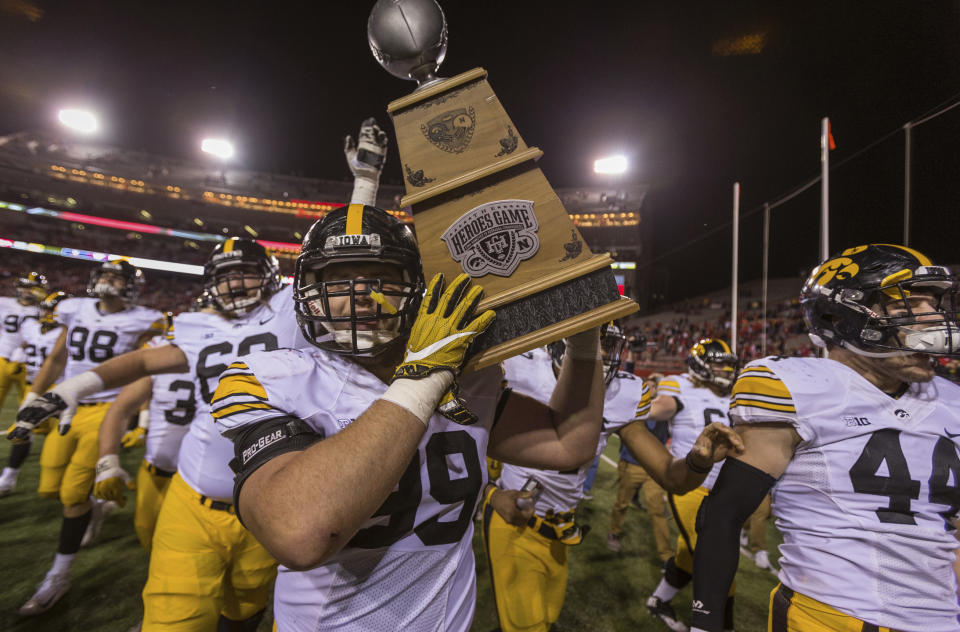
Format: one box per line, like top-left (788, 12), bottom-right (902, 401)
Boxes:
top-left (875, 243), bottom-right (933, 266)
top-left (223, 238), bottom-right (235, 253)
top-left (346, 204), bottom-right (365, 235)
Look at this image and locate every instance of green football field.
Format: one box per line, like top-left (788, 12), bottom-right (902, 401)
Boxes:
top-left (0, 398), bottom-right (781, 631)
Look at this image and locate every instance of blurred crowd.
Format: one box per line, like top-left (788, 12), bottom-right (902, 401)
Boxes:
top-left (622, 295), bottom-right (815, 373)
top-left (0, 251), bottom-right (201, 313)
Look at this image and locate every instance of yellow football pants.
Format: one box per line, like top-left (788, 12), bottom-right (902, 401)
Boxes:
top-left (135, 460), bottom-right (174, 552)
top-left (768, 584), bottom-right (894, 632)
top-left (668, 486), bottom-right (736, 597)
top-left (142, 473), bottom-right (277, 631)
top-left (37, 403), bottom-right (111, 505)
top-left (482, 501), bottom-right (569, 632)
top-left (0, 356), bottom-right (26, 408)
top-left (609, 459), bottom-right (673, 561)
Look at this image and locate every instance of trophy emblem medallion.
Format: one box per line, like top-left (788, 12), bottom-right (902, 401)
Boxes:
top-left (441, 199), bottom-right (540, 277)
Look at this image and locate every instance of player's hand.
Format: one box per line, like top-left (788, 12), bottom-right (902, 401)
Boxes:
top-left (393, 273), bottom-right (496, 382)
top-left (689, 422), bottom-right (745, 467)
top-left (9, 391), bottom-right (71, 441)
top-left (344, 117), bottom-right (388, 182)
top-left (94, 454), bottom-right (135, 507)
top-left (121, 427), bottom-right (147, 448)
top-left (490, 488), bottom-right (535, 526)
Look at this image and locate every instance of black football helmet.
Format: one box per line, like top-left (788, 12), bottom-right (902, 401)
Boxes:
top-left (38, 291), bottom-right (69, 325)
top-left (294, 204), bottom-right (424, 356)
top-left (88, 260), bottom-right (144, 303)
top-left (801, 243), bottom-right (960, 357)
top-left (203, 237), bottom-right (281, 317)
top-left (687, 338), bottom-right (738, 390)
top-left (548, 323), bottom-right (627, 385)
top-left (16, 272), bottom-right (49, 305)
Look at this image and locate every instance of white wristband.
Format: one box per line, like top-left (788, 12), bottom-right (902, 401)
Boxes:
top-left (350, 177), bottom-right (379, 207)
top-left (137, 409), bottom-right (150, 430)
top-left (95, 454), bottom-right (122, 482)
top-left (380, 371), bottom-right (454, 427)
top-left (57, 370), bottom-right (106, 401)
top-left (564, 327), bottom-right (602, 361)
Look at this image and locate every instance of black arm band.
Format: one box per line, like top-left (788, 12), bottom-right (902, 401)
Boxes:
top-left (492, 387), bottom-right (512, 430)
top-left (229, 416), bottom-right (324, 524)
top-left (690, 458), bottom-right (775, 631)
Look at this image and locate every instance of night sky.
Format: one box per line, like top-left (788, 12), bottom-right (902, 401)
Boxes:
top-left (1, 1), bottom-right (959, 302)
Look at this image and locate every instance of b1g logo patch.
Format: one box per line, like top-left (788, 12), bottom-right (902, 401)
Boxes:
top-left (421, 107), bottom-right (476, 154)
top-left (441, 200), bottom-right (540, 277)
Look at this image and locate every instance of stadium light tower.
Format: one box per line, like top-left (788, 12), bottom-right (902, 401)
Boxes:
top-left (201, 138), bottom-right (234, 160)
top-left (594, 154), bottom-right (628, 175)
top-left (58, 108), bottom-right (98, 134)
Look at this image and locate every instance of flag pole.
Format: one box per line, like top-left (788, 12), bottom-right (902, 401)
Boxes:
top-left (820, 118), bottom-right (830, 358)
top-left (761, 202), bottom-right (770, 357)
top-left (820, 117), bottom-right (830, 262)
top-left (731, 182), bottom-right (740, 353)
top-left (903, 122), bottom-right (912, 246)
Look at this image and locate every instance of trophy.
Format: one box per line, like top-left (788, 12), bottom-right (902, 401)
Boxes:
top-left (368, 0), bottom-right (638, 371)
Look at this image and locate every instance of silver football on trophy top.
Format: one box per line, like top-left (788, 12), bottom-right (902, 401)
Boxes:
top-left (367, 0), bottom-right (447, 87)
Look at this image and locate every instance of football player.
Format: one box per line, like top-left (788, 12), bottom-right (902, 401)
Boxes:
top-left (17, 118), bottom-right (392, 628)
top-left (642, 339), bottom-right (740, 631)
top-left (208, 204), bottom-right (606, 631)
top-left (0, 271), bottom-right (48, 407)
top-left (0, 290), bottom-right (68, 496)
top-left (483, 329), bottom-right (742, 632)
top-left (691, 244), bottom-right (960, 632)
top-left (94, 333), bottom-right (196, 552)
top-left (21, 238), bottom-right (294, 629)
top-left (8, 261), bottom-right (163, 616)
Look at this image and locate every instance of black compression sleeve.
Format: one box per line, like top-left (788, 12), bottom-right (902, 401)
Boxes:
top-left (229, 416), bottom-right (324, 525)
top-left (690, 458), bottom-right (775, 631)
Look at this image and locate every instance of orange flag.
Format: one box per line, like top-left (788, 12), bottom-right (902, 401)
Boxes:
top-left (828, 122), bottom-right (837, 151)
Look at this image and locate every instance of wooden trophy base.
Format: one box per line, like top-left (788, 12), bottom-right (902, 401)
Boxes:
top-left (387, 68), bottom-right (638, 368)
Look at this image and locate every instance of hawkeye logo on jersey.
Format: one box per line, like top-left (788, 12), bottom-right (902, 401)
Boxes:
top-left (324, 234), bottom-right (382, 253)
top-left (442, 199), bottom-right (540, 277)
top-left (894, 408), bottom-right (910, 419)
top-left (844, 416), bottom-right (872, 427)
top-left (241, 429), bottom-right (285, 465)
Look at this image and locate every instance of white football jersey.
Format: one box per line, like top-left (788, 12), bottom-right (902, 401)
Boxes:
top-left (731, 356), bottom-right (960, 631)
top-left (656, 373), bottom-right (730, 490)
top-left (171, 286), bottom-right (306, 500)
top-left (143, 339), bottom-right (195, 473)
top-left (18, 317), bottom-right (65, 384)
top-left (500, 349), bottom-right (647, 514)
top-left (54, 297), bottom-right (163, 403)
top-left (213, 347), bottom-right (503, 632)
top-left (0, 297), bottom-right (38, 359)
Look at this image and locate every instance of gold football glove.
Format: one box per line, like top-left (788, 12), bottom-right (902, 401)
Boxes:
top-left (121, 427), bottom-right (147, 449)
top-left (392, 273), bottom-right (495, 382)
top-left (93, 455), bottom-right (135, 507)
